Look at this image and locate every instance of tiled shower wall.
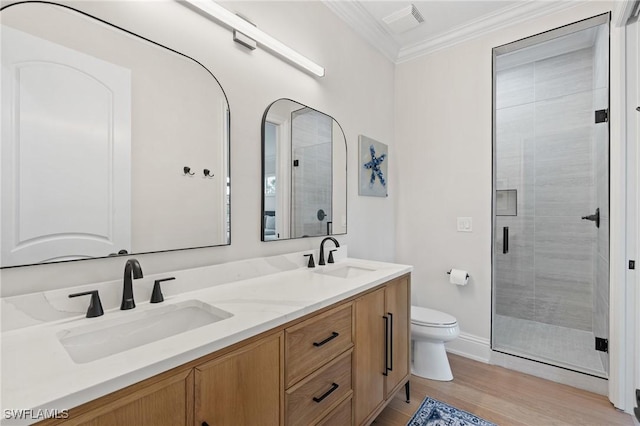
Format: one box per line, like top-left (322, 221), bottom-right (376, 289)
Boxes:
top-left (495, 47), bottom-right (600, 332)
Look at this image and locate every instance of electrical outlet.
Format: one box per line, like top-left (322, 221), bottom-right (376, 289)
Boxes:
top-left (457, 217), bottom-right (472, 232)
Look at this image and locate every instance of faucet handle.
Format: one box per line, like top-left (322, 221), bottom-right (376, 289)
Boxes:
top-left (328, 249), bottom-right (338, 264)
top-left (69, 290), bottom-right (104, 318)
top-left (150, 277), bottom-right (175, 303)
top-left (304, 253), bottom-right (315, 268)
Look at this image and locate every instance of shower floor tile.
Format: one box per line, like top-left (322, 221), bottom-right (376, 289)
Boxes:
top-left (493, 314), bottom-right (606, 378)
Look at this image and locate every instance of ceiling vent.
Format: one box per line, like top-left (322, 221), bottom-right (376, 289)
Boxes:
top-left (382, 4), bottom-right (425, 34)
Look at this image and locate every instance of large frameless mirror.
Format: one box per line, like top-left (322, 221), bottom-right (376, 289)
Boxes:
top-left (261, 99), bottom-right (347, 241)
top-left (1, 2), bottom-right (230, 268)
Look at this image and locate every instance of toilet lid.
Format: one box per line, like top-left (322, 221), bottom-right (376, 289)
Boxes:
top-left (411, 306), bottom-right (457, 327)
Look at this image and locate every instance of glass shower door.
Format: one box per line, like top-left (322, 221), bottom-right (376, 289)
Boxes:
top-left (492, 14), bottom-right (610, 378)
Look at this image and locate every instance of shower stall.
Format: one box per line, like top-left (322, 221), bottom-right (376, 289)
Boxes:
top-left (492, 14), bottom-right (610, 378)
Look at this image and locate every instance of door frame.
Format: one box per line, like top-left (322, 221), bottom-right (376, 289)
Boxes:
top-left (610, 0), bottom-right (639, 414)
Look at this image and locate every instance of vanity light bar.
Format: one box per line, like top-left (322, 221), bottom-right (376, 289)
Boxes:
top-left (182, 0), bottom-right (325, 78)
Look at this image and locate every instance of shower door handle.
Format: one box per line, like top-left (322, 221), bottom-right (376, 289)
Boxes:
top-left (581, 208), bottom-right (600, 228)
top-left (503, 227), bottom-right (509, 254)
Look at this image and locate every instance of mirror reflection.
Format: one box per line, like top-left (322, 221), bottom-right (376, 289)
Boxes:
top-left (262, 99), bottom-right (346, 241)
top-left (0, 2), bottom-right (230, 268)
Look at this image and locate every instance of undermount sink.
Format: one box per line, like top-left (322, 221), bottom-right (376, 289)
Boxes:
top-left (57, 300), bottom-right (232, 364)
top-left (317, 264), bottom-right (377, 279)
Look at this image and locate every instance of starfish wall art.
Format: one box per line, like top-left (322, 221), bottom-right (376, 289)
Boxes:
top-left (358, 135), bottom-right (388, 197)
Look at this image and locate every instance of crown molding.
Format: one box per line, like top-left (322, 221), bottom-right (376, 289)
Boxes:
top-left (324, 0), bottom-right (584, 65)
top-left (396, 1), bottom-right (582, 63)
top-left (322, 0), bottom-right (400, 62)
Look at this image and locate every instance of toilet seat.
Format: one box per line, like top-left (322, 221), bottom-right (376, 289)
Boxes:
top-left (411, 306), bottom-right (457, 328)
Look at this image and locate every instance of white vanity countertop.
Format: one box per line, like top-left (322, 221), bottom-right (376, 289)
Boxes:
top-left (0, 255), bottom-right (411, 423)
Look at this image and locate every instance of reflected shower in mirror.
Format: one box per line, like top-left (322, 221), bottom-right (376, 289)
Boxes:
top-left (261, 99), bottom-right (346, 241)
top-left (0, 2), bottom-right (230, 268)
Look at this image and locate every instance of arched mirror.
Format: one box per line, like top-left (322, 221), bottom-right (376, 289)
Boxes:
top-left (261, 99), bottom-right (347, 241)
top-left (0, 2), bottom-right (230, 268)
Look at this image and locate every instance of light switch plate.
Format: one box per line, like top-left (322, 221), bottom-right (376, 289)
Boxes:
top-left (457, 217), bottom-right (472, 232)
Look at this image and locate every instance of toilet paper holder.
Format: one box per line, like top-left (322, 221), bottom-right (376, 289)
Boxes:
top-left (447, 270), bottom-right (469, 279)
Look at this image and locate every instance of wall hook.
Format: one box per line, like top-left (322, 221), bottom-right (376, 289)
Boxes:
top-left (183, 166), bottom-right (195, 176)
top-left (203, 169), bottom-right (214, 178)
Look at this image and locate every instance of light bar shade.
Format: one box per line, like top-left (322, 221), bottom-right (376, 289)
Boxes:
top-left (183, 0), bottom-right (325, 77)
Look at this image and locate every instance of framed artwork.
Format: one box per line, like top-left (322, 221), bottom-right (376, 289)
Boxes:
top-left (359, 135), bottom-right (388, 197)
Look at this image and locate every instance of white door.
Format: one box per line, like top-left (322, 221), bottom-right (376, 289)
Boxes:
top-left (1, 26), bottom-right (131, 266)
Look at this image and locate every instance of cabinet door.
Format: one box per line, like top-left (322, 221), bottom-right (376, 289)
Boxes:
top-left (353, 288), bottom-right (385, 425)
top-left (195, 333), bottom-right (283, 426)
top-left (384, 276), bottom-right (410, 398)
top-left (54, 369), bottom-right (194, 426)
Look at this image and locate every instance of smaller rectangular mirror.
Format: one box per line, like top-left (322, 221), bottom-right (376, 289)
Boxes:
top-left (261, 99), bottom-right (346, 241)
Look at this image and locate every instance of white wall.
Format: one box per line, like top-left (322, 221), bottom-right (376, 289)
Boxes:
top-left (395, 2), bottom-right (617, 349)
top-left (0, 0), bottom-right (396, 297)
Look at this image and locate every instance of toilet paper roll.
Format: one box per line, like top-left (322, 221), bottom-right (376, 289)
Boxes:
top-left (449, 269), bottom-right (469, 286)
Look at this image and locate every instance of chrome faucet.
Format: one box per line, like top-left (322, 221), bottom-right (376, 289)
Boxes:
top-left (121, 259), bottom-right (143, 310)
top-left (319, 237), bottom-right (340, 266)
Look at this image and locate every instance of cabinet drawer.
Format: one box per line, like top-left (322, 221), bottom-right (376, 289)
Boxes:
top-left (285, 303), bottom-right (353, 386)
top-left (285, 350), bottom-right (352, 426)
top-left (315, 395), bottom-right (352, 426)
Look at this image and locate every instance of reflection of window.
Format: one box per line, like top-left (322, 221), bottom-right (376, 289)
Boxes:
top-left (265, 175), bottom-right (276, 196)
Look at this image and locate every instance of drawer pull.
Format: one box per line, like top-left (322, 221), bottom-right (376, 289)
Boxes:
top-left (312, 382), bottom-right (339, 403)
top-left (388, 312), bottom-right (394, 372)
top-left (383, 315), bottom-right (389, 376)
top-left (313, 331), bottom-right (339, 347)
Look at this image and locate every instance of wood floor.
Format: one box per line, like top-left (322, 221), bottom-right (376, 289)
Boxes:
top-left (373, 354), bottom-right (634, 426)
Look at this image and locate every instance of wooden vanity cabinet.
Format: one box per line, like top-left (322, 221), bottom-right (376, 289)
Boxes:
top-left (195, 332), bottom-right (283, 426)
top-left (41, 334), bottom-right (282, 426)
top-left (354, 275), bottom-right (410, 425)
top-left (37, 274), bottom-right (410, 426)
top-left (37, 369), bottom-right (195, 426)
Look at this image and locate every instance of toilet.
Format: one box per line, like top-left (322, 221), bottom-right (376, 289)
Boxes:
top-left (411, 305), bottom-right (460, 381)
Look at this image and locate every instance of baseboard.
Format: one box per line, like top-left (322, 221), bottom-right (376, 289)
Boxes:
top-left (445, 332), bottom-right (491, 363)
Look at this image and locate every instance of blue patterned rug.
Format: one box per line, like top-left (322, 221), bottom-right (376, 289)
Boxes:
top-left (407, 397), bottom-right (497, 426)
